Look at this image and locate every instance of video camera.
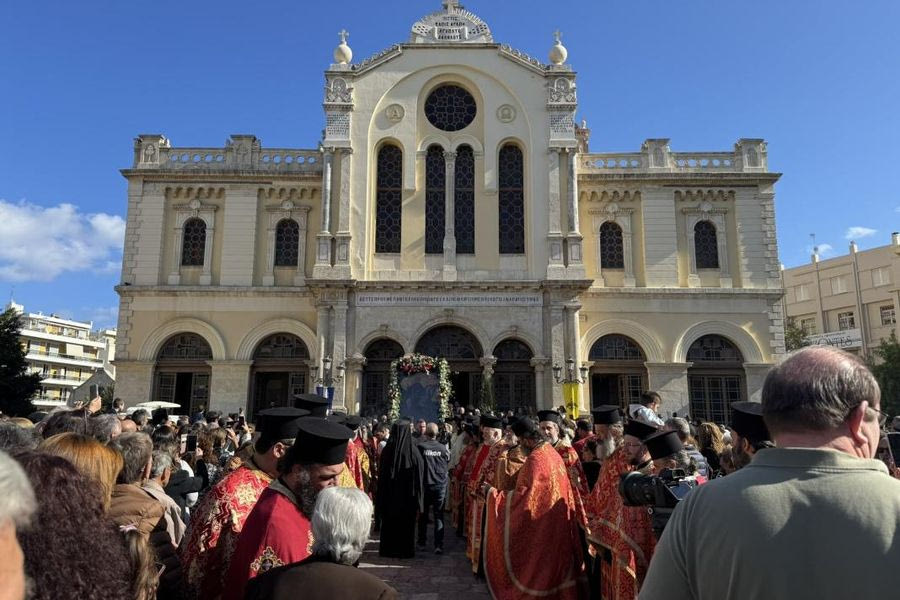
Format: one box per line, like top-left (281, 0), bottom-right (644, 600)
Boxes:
top-left (618, 468), bottom-right (699, 538)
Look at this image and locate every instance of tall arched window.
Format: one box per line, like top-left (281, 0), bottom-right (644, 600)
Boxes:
top-left (492, 339), bottom-right (535, 413)
top-left (274, 219), bottom-right (300, 267)
top-left (599, 221), bottom-right (624, 269)
top-left (588, 334), bottom-right (647, 409)
top-left (687, 334), bottom-right (745, 422)
top-left (375, 144), bottom-right (402, 253)
top-left (694, 220), bottom-right (719, 269)
top-left (455, 145), bottom-right (475, 254)
top-left (181, 218), bottom-right (206, 266)
top-left (425, 145), bottom-right (445, 254)
top-left (498, 144), bottom-right (524, 254)
top-left (155, 333), bottom-right (212, 415)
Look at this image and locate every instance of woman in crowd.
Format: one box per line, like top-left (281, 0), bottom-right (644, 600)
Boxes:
top-left (377, 419), bottom-right (424, 558)
top-left (697, 422), bottom-right (726, 477)
top-left (15, 452), bottom-right (148, 600)
top-left (39, 432), bottom-right (123, 511)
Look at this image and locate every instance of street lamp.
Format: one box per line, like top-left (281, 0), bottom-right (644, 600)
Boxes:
top-left (313, 355), bottom-right (345, 409)
top-left (552, 358), bottom-right (589, 420)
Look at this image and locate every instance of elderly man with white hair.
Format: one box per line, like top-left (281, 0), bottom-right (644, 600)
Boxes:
top-left (245, 487), bottom-right (397, 600)
top-left (0, 451), bottom-right (36, 600)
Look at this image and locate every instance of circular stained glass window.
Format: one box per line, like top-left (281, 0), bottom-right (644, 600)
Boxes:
top-left (424, 85), bottom-right (477, 132)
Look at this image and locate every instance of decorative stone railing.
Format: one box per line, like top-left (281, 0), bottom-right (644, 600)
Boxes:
top-left (581, 138), bottom-right (769, 174)
top-left (131, 134), bottom-right (322, 174)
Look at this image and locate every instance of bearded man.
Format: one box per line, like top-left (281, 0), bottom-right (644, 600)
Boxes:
top-left (494, 420), bottom-right (526, 491)
top-left (466, 414), bottom-right (506, 574)
top-left (538, 410), bottom-right (590, 529)
top-left (587, 419), bottom-right (658, 600)
top-left (730, 401), bottom-right (773, 470)
top-left (222, 417), bottom-right (353, 600)
top-left (482, 417), bottom-right (587, 599)
top-left (181, 407), bottom-right (309, 600)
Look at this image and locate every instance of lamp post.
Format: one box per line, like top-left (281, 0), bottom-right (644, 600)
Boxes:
top-left (312, 355), bottom-right (345, 409)
top-left (552, 358), bottom-right (589, 419)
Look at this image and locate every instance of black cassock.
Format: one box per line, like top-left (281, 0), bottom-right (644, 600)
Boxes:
top-left (376, 421), bottom-right (424, 558)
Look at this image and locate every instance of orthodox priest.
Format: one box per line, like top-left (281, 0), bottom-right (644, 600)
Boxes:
top-left (494, 421), bottom-right (527, 491)
top-left (482, 417), bottom-right (587, 599)
top-left (222, 417), bottom-right (353, 600)
top-left (587, 419), bottom-right (658, 600)
top-left (538, 410), bottom-right (590, 529)
top-left (180, 407), bottom-right (309, 600)
top-left (466, 414), bottom-right (505, 573)
top-left (347, 416), bottom-right (372, 493)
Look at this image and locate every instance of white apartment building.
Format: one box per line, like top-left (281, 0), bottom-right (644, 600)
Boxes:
top-left (8, 302), bottom-right (117, 408)
top-left (783, 233), bottom-right (900, 358)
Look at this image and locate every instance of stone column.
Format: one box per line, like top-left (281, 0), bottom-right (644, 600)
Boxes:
top-left (645, 362), bottom-right (692, 417)
top-left (314, 148), bottom-right (334, 276)
top-left (530, 357), bottom-right (551, 410)
top-left (443, 150), bottom-right (458, 280)
top-left (315, 304), bottom-right (330, 376)
top-left (207, 360), bottom-right (253, 415)
top-left (565, 150), bottom-right (585, 277)
top-left (200, 220), bottom-right (214, 285)
top-left (743, 363), bottom-right (771, 403)
top-left (344, 354), bottom-right (366, 415)
top-left (564, 302), bottom-right (587, 413)
top-left (333, 149), bottom-right (353, 278)
top-left (113, 360), bottom-right (155, 406)
top-left (547, 148), bottom-right (566, 278)
top-left (686, 226), bottom-right (701, 288)
top-left (330, 302), bottom-right (349, 410)
top-left (549, 304), bottom-right (566, 408)
top-left (168, 226), bottom-right (184, 285)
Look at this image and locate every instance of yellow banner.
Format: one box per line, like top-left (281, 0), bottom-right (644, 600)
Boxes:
top-left (563, 382), bottom-right (580, 420)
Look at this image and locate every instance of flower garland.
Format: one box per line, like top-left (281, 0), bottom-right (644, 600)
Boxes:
top-left (388, 353), bottom-right (452, 421)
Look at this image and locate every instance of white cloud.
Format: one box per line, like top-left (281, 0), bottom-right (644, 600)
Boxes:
top-left (805, 243), bottom-right (833, 259)
top-left (844, 226), bottom-right (877, 240)
top-left (0, 199), bottom-right (125, 282)
top-left (84, 306), bottom-right (120, 329)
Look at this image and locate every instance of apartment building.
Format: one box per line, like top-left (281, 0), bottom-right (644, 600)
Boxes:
top-left (783, 233), bottom-right (900, 358)
top-left (8, 302), bottom-right (116, 408)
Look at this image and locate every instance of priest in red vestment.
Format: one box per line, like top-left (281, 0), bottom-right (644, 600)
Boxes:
top-left (482, 417), bottom-right (587, 600)
top-left (586, 419), bottom-right (657, 600)
top-left (538, 410), bottom-right (591, 529)
top-left (450, 425), bottom-right (478, 532)
top-left (180, 407), bottom-right (309, 600)
top-left (223, 417), bottom-right (353, 600)
top-left (465, 414), bottom-right (505, 574)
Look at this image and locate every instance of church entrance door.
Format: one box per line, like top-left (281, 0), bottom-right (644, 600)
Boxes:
top-left (414, 325), bottom-right (484, 410)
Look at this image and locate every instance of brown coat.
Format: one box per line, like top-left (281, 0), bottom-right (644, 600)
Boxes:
top-left (245, 557), bottom-right (397, 600)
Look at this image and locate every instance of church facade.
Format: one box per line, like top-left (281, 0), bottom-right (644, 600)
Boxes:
top-left (114, 1), bottom-right (784, 421)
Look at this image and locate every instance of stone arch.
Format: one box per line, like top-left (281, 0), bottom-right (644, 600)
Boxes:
top-left (235, 318), bottom-right (318, 362)
top-left (580, 319), bottom-right (665, 363)
top-left (355, 327), bottom-right (411, 355)
top-left (139, 318), bottom-right (227, 361)
top-left (673, 321), bottom-right (764, 364)
top-left (417, 133), bottom-right (452, 153)
top-left (488, 328), bottom-right (541, 357)
top-left (411, 315), bottom-right (491, 358)
top-left (449, 134), bottom-right (484, 155)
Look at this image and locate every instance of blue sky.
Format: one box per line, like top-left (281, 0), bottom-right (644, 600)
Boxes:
top-left (1, 0), bottom-right (898, 329)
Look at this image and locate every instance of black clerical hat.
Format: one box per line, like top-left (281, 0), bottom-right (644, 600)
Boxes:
top-left (730, 402), bottom-right (770, 443)
top-left (345, 415), bottom-right (362, 431)
top-left (257, 407), bottom-right (311, 442)
top-left (537, 410), bottom-right (562, 426)
top-left (644, 430), bottom-right (683, 460)
top-left (591, 405), bottom-right (622, 425)
top-left (623, 420), bottom-right (658, 441)
top-left (510, 416), bottom-right (537, 437)
top-left (293, 417), bottom-right (353, 466)
top-left (294, 393), bottom-right (329, 417)
top-left (480, 414), bottom-right (503, 429)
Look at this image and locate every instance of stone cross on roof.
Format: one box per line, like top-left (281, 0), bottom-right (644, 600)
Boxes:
top-left (554, 29), bottom-right (562, 43)
top-left (339, 29), bottom-right (349, 44)
top-left (442, 0), bottom-right (460, 10)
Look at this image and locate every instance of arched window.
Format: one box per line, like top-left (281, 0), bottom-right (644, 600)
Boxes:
top-left (251, 334), bottom-right (310, 417)
top-left (425, 145), bottom-right (445, 254)
top-left (694, 221), bottom-right (719, 269)
top-left (493, 339), bottom-right (535, 414)
top-left (181, 218), bottom-right (206, 266)
top-left (589, 334), bottom-right (644, 361)
top-left (155, 333), bottom-right (212, 416)
top-left (253, 334), bottom-right (309, 360)
top-left (415, 325), bottom-right (483, 359)
top-left (274, 219), bottom-right (300, 267)
top-left (687, 335), bottom-right (745, 422)
top-left (157, 333), bottom-right (212, 360)
top-left (599, 221), bottom-right (624, 269)
top-left (375, 144), bottom-right (402, 253)
top-left (455, 145), bottom-right (475, 254)
top-left (588, 334), bottom-right (647, 409)
top-left (362, 338), bottom-right (405, 417)
top-left (498, 144), bottom-right (524, 254)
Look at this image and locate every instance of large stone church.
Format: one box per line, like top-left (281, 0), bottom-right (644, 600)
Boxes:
top-left (114, 1), bottom-right (784, 421)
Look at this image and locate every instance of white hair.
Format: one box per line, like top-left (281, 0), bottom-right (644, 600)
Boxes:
top-left (0, 451), bottom-right (35, 529)
top-left (149, 449), bottom-right (173, 479)
top-left (311, 487), bottom-right (372, 566)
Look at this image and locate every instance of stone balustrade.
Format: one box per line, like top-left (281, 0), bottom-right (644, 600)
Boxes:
top-left (581, 138), bottom-right (768, 174)
top-left (132, 134), bottom-right (322, 174)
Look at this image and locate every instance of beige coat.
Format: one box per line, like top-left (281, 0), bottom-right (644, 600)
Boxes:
top-left (142, 479), bottom-right (186, 547)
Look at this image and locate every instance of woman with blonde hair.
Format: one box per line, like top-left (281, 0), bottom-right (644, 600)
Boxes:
top-left (39, 432), bottom-right (123, 510)
top-left (696, 422), bottom-right (726, 478)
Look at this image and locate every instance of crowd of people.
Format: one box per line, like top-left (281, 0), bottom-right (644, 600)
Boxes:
top-left (1, 345), bottom-right (899, 599)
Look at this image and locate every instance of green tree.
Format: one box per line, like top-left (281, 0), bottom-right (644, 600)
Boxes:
top-left (784, 317), bottom-right (809, 352)
top-left (871, 332), bottom-right (900, 418)
top-left (0, 307), bottom-right (42, 416)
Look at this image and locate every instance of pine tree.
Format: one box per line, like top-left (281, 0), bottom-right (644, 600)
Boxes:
top-left (0, 307), bottom-right (42, 416)
top-left (784, 317), bottom-right (808, 352)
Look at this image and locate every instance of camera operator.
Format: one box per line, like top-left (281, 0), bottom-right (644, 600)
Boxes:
top-left (641, 346), bottom-right (900, 599)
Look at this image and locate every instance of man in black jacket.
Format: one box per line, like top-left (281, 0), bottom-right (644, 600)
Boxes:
top-left (416, 423), bottom-right (450, 554)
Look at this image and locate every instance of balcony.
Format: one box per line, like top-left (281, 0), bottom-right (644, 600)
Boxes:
top-left (26, 350), bottom-right (103, 369)
top-left (35, 374), bottom-right (94, 388)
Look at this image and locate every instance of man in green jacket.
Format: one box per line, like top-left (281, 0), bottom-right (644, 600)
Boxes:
top-left (641, 346), bottom-right (900, 600)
